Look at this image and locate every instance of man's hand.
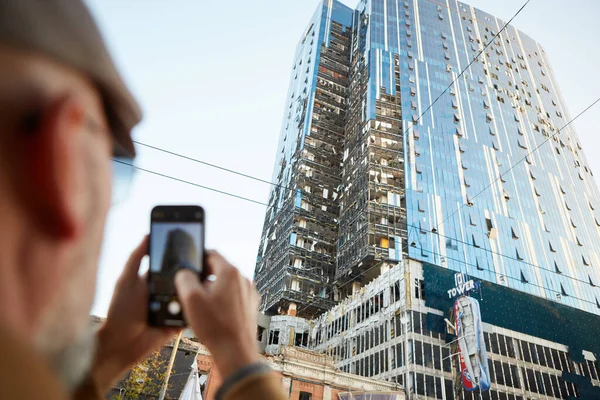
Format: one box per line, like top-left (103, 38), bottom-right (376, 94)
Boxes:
top-left (175, 251), bottom-right (261, 377)
top-left (92, 236), bottom-right (180, 392)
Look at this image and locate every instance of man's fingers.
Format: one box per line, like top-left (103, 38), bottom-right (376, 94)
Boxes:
top-left (121, 236), bottom-right (149, 281)
top-left (204, 250), bottom-right (227, 277)
top-left (176, 269), bottom-right (208, 327)
top-left (175, 269), bottom-right (205, 303)
top-left (204, 250), bottom-right (238, 291)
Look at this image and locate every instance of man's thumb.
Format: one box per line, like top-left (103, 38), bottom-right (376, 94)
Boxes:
top-left (175, 269), bottom-right (205, 306)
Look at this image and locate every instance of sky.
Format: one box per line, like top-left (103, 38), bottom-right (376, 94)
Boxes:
top-left (87, 0), bottom-right (600, 316)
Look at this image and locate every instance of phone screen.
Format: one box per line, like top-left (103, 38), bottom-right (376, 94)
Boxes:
top-left (148, 206), bottom-right (204, 327)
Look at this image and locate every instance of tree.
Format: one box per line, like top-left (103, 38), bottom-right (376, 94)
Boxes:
top-left (113, 348), bottom-right (173, 399)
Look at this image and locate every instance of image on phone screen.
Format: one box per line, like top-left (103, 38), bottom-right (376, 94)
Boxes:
top-left (148, 206), bottom-right (204, 327)
top-left (150, 223), bottom-right (202, 275)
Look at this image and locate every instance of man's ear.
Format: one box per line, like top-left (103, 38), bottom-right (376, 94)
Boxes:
top-left (24, 95), bottom-right (87, 240)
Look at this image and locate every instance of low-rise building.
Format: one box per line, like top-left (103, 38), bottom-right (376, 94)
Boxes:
top-left (272, 260), bottom-right (600, 399)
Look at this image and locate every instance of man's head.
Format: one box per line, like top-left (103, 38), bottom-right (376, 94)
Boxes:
top-left (0, 0), bottom-right (141, 390)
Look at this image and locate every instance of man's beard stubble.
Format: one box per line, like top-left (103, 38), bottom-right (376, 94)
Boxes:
top-left (34, 285), bottom-right (98, 391)
top-left (42, 324), bottom-right (96, 390)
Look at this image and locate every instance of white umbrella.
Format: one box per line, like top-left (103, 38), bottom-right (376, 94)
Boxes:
top-left (179, 358), bottom-right (203, 400)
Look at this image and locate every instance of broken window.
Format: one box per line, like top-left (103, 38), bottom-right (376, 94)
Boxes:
top-left (268, 330), bottom-right (280, 345)
top-left (486, 218), bottom-right (496, 238)
top-left (295, 331), bottom-right (309, 347)
top-left (414, 278), bottom-right (425, 300)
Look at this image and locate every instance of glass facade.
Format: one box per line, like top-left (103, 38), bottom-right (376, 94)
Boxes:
top-left (382, 0), bottom-right (600, 314)
top-left (255, 0), bottom-right (600, 318)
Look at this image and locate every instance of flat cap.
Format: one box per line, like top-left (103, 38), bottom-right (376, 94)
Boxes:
top-left (0, 0), bottom-right (141, 156)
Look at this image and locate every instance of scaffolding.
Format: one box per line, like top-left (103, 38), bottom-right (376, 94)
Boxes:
top-left (254, 18), bottom-right (353, 319)
top-left (336, 48), bottom-right (407, 296)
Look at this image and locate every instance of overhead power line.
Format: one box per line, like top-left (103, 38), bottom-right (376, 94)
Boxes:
top-left (296, 225), bottom-right (600, 317)
top-left (130, 0), bottom-right (534, 201)
top-left (405, 224), bottom-right (594, 288)
top-left (113, 0), bottom-right (600, 314)
top-left (418, 247), bottom-right (598, 308)
top-left (113, 159), bottom-right (268, 207)
top-left (115, 157), bottom-right (600, 312)
top-left (131, 140), bottom-right (289, 191)
top-left (115, 94), bottom-right (600, 305)
top-left (436, 96), bottom-right (600, 229)
top-left (399, 0), bottom-right (532, 146)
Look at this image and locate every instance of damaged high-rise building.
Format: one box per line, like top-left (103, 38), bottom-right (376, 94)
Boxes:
top-left (255, 0), bottom-right (600, 397)
top-left (254, 1), bottom-right (354, 318)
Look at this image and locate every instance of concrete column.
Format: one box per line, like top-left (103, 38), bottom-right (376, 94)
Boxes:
top-left (323, 384), bottom-right (332, 400)
top-left (281, 377), bottom-right (292, 397)
top-left (352, 282), bottom-right (361, 295)
top-left (288, 302), bottom-right (297, 316)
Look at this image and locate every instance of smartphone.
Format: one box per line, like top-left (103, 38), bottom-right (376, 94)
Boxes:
top-left (148, 205), bottom-right (205, 327)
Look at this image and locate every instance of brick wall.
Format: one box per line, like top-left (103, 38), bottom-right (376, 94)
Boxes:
top-left (290, 379), bottom-right (324, 400)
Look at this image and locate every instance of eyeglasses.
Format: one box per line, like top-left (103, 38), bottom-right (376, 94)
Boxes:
top-left (111, 142), bottom-right (136, 205)
top-left (86, 116), bottom-right (137, 206)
